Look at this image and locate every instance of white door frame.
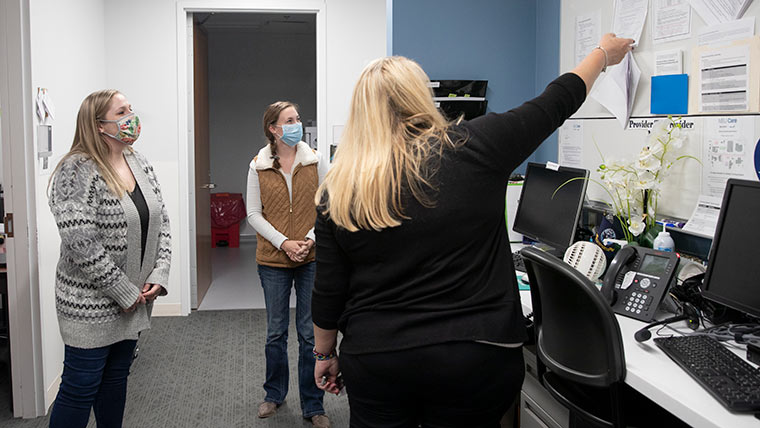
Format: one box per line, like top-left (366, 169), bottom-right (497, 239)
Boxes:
top-left (175, 0), bottom-right (327, 315)
top-left (0, 0), bottom-right (46, 418)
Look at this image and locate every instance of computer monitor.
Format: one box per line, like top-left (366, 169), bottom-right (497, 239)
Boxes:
top-left (512, 162), bottom-right (589, 255)
top-left (701, 179), bottom-right (760, 319)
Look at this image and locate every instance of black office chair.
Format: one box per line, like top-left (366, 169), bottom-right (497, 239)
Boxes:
top-left (521, 247), bottom-right (687, 428)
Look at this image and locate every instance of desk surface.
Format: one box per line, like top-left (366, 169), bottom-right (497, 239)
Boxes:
top-left (519, 289), bottom-right (759, 428)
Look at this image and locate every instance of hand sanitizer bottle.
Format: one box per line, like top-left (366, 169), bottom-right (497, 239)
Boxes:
top-left (653, 226), bottom-right (675, 252)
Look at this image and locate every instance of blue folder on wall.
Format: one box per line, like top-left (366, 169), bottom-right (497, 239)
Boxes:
top-left (650, 74), bottom-right (688, 115)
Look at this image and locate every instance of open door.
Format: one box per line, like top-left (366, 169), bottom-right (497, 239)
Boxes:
top-left (193, 21), bottom-right (213, 307)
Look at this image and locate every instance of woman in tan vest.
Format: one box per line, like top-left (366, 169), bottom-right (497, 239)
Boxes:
top-left (245, 101), bottom-right (330, 428)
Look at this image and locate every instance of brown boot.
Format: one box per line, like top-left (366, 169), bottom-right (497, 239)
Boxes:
top-left (257, 401), bottom-right (278, 418)
top-left (310, 414), bottom-right (331, 428)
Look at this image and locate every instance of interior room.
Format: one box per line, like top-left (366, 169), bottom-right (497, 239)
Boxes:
top-left (1, 0), bottom-right (759, 427)
top-left (192, 11), bottom-right (317, 311)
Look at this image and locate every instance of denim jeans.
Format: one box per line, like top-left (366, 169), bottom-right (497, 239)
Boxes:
top-left (49, 339), bottom-right (138, 428)
top-left (258, 262), bottom-right (325, 418)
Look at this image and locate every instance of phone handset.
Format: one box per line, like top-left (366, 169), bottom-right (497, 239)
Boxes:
top-left (601, 245), bottom-right (680, 322)
top-left (601, 245), bottom-right (637, 305)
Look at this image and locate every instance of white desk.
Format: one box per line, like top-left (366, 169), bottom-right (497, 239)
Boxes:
top-left (519, 289), bottom-right (759, 428)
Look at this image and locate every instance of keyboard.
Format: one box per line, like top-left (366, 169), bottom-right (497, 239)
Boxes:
top-left (654, 335), bottom-right (760, 412)
top-left (512, 251), bottom-right (526, 272)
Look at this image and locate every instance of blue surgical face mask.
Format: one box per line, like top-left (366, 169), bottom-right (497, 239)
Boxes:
top-left (278, 123), bottom-right (302, 146)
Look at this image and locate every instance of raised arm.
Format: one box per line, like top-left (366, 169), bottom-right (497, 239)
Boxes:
top-left (463, 34), bottom-right (635, 175)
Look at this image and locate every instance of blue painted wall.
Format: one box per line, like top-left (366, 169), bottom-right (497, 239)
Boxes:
top-left (532, 0), bottom-right (562, 166)
top-left (392, 0), bottom-right (561, 174)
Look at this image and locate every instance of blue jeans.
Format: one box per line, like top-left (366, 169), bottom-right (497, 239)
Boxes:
top-left (49, 339), bottom-right (137, 428)
top-left (258, 262), bottom-right (324, 418)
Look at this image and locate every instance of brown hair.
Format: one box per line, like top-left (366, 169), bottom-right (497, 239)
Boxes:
top-left (49, 89), bottom-right (133, 197)
top-left (262, 101), bottom-right (299, 170)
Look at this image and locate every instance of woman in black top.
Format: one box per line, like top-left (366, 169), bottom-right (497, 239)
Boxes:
top-left (312, 34), bottom-right (634, 427)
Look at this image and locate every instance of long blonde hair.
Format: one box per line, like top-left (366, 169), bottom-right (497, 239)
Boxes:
top-left (317, 56), bottom-right (462, 232)
top-left (50, 89), bottom-right (133, 197)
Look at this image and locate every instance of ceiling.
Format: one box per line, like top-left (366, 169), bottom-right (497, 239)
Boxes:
top-left (194, 12), bottom-right (315, 34)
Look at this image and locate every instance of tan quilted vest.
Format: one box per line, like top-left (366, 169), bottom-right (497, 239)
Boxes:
top-left (256, 161), bottom-right (318, 267)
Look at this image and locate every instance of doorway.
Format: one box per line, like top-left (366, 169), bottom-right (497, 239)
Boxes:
top-left (192, 12), bottom-right (317, 311)
top-left (0, 0), bottom-right (46, 418)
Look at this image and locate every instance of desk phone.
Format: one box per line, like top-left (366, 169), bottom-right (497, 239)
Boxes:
top-left (601, 246), bottom-right (679, 322)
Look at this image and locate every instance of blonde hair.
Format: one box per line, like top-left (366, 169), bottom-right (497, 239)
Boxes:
top-left (317, 56), bottom-right (462, 232)
top-left (262, 101), bottom-right (299, 170)
top-left (50, 89), bottom-right (133, 197)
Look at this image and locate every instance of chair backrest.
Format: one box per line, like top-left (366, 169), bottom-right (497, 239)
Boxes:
top-left (522, 246), bottom-right (626, 388)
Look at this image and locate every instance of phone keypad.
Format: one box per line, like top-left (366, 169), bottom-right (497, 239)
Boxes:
top-left (623, 292), bottom-right (651, 315)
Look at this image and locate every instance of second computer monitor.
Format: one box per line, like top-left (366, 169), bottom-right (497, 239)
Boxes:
top-left (512, 162), bottom-right (589, 255)
top-left (700, 178), bottom-right (760, 319)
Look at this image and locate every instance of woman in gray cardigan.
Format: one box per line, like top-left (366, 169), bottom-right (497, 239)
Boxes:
top-left (47, 89), bottom-right (171, 428)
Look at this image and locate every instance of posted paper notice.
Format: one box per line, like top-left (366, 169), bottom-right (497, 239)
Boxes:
top-left (690, 0), bottom-right (754, 25)
top-left (702, 116), bottom-right (756, 198)
top-left (655, 49), bottom-right (683, 75)
top-left (575, 11), bottom-right (601, 66)
top-left (682, 195), bottom-right (722, 238)
top-left (698, 16), bottom-right (755, 46)
top-left (652, 0), bottom-right (691, 44)
top-left (699, 45), bottom-right (750, 112)
top-left (558, 121), bottom-right (584, 168)
top-left (613, 0), bottom-right (648, 43)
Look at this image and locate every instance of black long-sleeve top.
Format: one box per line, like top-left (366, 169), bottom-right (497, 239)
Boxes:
top-left (312, 73), bottom-right (587, 354)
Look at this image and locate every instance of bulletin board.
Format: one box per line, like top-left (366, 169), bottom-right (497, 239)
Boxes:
top-left (558, 0), bottom-right (760, 221)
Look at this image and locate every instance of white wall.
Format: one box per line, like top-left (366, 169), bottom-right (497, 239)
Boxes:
top-left (103, 0), bottom-right (184, 316)
top-left (29, 0), bottom-right (107, 410)
top-left (325, 0), bottom-right (386, 150)
top-left (207, 29), bottom-right (316, 236)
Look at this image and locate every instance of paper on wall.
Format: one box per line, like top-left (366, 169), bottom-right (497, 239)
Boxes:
top-left (655, 49), bottom-right (683, 75)
top-left (682, 194), bottom-right (722, 238)
top-left (699, 44), bottom-right (750, 112)
top-left (590, 52), bottom-right (641, 129)
top-left (701, 116), bottom-right (756, 199)
top-left (689, 0), bottom-right (754, 25)
top-left (41, 89), bottom-right (55, 121)
top-left (558, 120), bottom-right (584, 168)
top-left (652, 0), bottom-right (691, 45)
top-left (575, 11), bottom-right (601, 66)
top-left (698, 16), bottom-right (755, 46)
top-left (613, 0), bottom-right (648, 44)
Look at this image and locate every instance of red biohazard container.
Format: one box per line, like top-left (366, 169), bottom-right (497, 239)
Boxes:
top-left (210, 193), bottom-right (246, 248)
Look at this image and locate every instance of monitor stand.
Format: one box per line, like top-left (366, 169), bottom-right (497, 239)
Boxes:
top-left (529, 242), bottom-right (566, 259)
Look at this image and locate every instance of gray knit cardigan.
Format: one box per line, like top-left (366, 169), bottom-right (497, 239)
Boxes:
top-left (49, 150), bottom-right (171, 349)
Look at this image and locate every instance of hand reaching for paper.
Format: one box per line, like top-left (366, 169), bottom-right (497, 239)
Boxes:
top-left (599, 33), bottom-right (636, 67)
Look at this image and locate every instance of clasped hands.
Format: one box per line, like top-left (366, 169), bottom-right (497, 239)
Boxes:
top-left (124, 283), bottom-right (163, 312)
top-left (281, 239), bottom-right (314, 263)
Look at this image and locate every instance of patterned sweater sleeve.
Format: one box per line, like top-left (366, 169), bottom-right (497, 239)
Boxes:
top-left (49, 157), bottom-right (141, 309)
top-left (143, 158), bottom-right (172, 290)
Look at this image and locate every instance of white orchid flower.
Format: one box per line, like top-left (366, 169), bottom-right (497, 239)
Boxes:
top-left (633, 171), bottom-right (657, 190)
top-left (628, 216), bottom-right (646, 236)
top-left (636, 154), bottom-right (661, 172)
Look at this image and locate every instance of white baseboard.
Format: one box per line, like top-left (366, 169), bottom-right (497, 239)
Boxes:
top-left (151, 302), bottom-right (182, 317)
top-left (46, 375), bottom-right (61, 411)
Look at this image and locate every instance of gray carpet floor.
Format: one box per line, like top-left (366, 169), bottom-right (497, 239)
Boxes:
top-left (0, 309), bottom-right (350, 427)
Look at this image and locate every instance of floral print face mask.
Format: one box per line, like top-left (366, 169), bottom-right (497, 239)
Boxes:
top-left (99, 112), bottom-right (141, 145)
